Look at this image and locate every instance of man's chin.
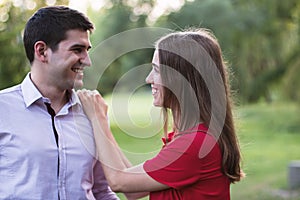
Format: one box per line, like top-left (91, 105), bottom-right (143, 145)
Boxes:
top-left (73, 81), bottom-right (83, 89)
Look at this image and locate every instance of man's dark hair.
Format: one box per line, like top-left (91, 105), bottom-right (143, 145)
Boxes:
top-left (23, 6), bottom-right (94, 63)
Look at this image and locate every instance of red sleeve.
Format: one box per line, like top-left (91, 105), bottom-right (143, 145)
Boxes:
top-left (144, 131), bottom-right (218, 189)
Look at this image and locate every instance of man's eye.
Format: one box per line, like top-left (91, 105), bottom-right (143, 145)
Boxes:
top-left (73, 48), bottom-right (82, 53)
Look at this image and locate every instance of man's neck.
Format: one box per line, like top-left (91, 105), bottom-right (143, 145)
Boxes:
top-left (30, 73), bottom-right (69, 114)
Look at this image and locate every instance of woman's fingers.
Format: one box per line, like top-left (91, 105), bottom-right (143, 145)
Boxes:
top-left (77, 89), bottom-right (108, 119)
top-left (77, 89), bottom-right (100, 104)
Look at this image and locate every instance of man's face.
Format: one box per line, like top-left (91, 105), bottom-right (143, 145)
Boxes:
top-left (46, 29), bottom-right (92, 90)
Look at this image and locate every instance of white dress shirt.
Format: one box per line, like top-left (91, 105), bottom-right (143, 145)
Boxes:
top-left (0, 73), bottom-right (119, 200)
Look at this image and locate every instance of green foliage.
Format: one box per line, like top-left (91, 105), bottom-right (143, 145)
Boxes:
top-left (0, 1), bottom-right (30, 89)
top-left (87, 1), bottom-right (154, 94)
top-left (283, 56), bottom-right (300, 102)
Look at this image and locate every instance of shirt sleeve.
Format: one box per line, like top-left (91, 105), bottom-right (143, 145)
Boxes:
top-left (143, 133), bottom-right (203, 190)
top-left (92, 160), bottom-right (120, 200)
top-left (144, 131), bottom-right (222, 190)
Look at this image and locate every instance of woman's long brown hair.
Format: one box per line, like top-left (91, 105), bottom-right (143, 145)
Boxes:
top-left (156, 29), bottom-right (244, 183)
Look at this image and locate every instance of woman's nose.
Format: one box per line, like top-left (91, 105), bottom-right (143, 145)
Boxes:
top-left (145, 70), bottom-right (153, 84)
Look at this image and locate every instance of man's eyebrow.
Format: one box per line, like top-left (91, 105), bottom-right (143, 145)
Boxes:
top-left (70, 44), bottom-right (92, 50)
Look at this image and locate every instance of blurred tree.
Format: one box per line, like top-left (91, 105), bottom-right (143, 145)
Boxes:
top-left (87, 0), bottom-right (155, 94)
top-left (232, 0), bottom-right (300, 103)
top-left (0, 1), bottom-right (29, 89)
top-left (0, 0), bottom-right (69, 90)
top-left (281, 1), bottom-right (300, 102)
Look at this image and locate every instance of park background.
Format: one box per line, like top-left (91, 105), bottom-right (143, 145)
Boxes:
top-left (0, 0), bottom-right (300, 199)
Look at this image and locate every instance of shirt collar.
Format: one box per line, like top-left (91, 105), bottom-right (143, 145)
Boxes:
top-left (21, 73), bottom-right (81, 108)
top-left (68, 89), bottom-right (81, 107)
top-left (21, 73), bottom-right (44, 108)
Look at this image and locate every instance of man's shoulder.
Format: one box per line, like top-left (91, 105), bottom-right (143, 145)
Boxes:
top-left (0, 84), bottom-right (21, 95)
top-left (0, 84), bottom-right (22, 101)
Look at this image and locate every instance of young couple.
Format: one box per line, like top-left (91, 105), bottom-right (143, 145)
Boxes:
top-left (0, 5), bottom-right (244, 200)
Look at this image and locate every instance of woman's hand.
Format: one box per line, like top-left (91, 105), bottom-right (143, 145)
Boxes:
top-left (77, 89), bottom-right (108, 121)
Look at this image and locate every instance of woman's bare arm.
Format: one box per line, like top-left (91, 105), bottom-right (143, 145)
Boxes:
top-left (77, 90), bottom-right (169, 198)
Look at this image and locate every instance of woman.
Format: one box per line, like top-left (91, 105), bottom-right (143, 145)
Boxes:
top-left (78, 29), bottom-right (244, 199)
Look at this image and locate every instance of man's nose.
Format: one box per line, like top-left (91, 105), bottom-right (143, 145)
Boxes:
top-left (81, 52), bottom-right (92, 67)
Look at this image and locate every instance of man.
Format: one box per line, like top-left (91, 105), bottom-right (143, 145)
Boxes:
top-left (0, 6), bottom-right (119, 199)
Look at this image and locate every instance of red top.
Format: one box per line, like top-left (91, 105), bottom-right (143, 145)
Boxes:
top-left (143, 123), bottom-right (230, 200)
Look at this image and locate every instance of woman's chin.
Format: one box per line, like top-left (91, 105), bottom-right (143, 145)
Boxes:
top-left (153, 101), bottom-right (163, 107)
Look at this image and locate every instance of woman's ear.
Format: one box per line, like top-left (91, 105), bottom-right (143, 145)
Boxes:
top-left (34, 41), bottom-right (48, 62)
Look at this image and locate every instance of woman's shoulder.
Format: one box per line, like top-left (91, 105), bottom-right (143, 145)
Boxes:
top-left (168, 124), bottom-right (221, 158)
top-left (174, 123), bottom-right (211, 142)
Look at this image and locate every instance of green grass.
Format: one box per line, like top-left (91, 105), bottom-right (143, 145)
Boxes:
top-left (231, 103), bottom-right (300, 200)
top-left (105, 92), bottom-right (163, 165)
top-left (104, 92), bottom-right (300, 200)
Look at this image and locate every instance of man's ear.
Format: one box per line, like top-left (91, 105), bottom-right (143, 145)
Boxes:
top-left (34, 41), bottom-right (48, 62)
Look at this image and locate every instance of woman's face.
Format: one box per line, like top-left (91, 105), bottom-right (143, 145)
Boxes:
top-left (145, 50), bottom-right (164, 107)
